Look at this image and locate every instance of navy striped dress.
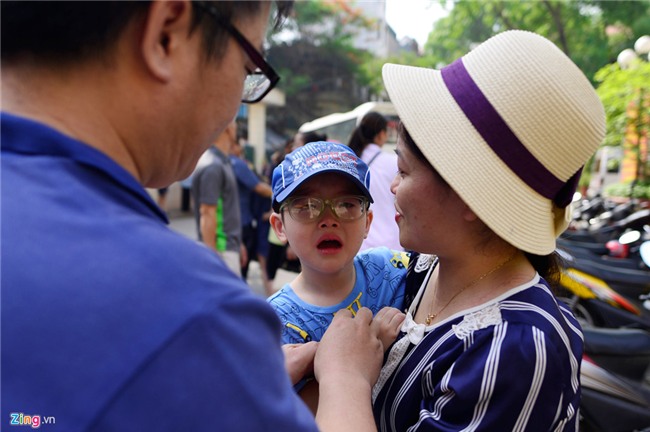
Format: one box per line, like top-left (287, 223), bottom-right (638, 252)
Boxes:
top-left (372, 254), bottom-right (583, 431)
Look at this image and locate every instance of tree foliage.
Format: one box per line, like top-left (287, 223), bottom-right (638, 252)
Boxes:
top-left (266, 0), bottom-right (650, 149)
top-left (596, 60), bottom-right (650, 186)
top-left (422, 1), bottom-right (650, 82)
top-left (595, 61), bottom-right (650, 147)
top-left (266, 0), bottom-right (375, 138)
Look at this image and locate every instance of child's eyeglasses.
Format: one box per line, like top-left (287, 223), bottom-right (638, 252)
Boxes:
top-left (280, 196), bottom-right (369, 222)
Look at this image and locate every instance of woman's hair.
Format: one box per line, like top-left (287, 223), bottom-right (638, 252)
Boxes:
top-left (398, 122), bottom-right (448, 188)
top-left (526, 253), bottom-right (563, 291)
top-left (348, 111), bottom-right (388, 157)
top-left (397, 122), bottom-right (562, 289)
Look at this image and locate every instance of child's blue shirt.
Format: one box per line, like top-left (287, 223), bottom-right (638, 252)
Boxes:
top-left (268, 247), bottom-right (409, 344)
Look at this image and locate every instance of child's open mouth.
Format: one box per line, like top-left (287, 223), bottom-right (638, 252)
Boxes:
top-left (317, 239), bottom-right (342, 250)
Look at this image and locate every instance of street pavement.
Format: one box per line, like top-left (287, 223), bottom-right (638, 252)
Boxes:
top-left (166, 209), bottom-right (296, 297)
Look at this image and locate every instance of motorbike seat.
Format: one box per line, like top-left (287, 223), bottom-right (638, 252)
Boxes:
top-left (613, 209), bottom-right (650, 231)
top-left (572, 258), bottom-right (650, 289)
top-left (583, 327), bottom-right (650, 356)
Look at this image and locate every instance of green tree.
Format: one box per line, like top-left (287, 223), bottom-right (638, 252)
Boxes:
top-left (596, 59), bottom-right (650, 195)
top-left (424, 0), bottom-right (650, 82)
top-left (266, 0), bottom-right (375, 138)
top-left (360, 1), bottom-right (650, 101)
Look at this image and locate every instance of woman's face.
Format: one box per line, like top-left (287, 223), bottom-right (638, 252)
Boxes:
top-left (390, 137), bottom-right (467, 254)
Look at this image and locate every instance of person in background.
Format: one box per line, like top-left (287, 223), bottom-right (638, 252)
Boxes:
top-left (267, 141), bottom-right (410, 412)
top-left (292, 130), bottom-right (327, 150)
top-left (180, 175), bottom-right (193, 213)
top-left (348, 111), bottom-right (401, 251)
top-left (372, 30), bottom-right (605, 431)
top-left (156, 187), bottom-right (169, 211)
top-left (229, 134), bottom-right (273, 284)
top-left (2, 2), bottom-right (386, 431)
top-left (266, 137), bottom-right (301, 290)
top-left (191, 121), bottom-right (243, 276)
top-left (251, 185), bottom-right (275, 295)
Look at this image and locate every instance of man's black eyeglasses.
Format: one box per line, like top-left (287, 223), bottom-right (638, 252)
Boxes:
top-left (195, 2), bottom-right (280, 103)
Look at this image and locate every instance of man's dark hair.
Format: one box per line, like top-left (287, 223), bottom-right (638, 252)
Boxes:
top-left (1, 1), bottom-right (293, 64)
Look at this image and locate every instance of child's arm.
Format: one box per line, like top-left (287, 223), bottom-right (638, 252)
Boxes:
top-left (371, 307), bottom-right (406, 352)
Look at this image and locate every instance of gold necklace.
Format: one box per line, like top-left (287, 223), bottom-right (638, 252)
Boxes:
top-left (425, 251), bottom-right (518, 325)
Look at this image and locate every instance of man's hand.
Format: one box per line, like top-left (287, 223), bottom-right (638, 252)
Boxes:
top-left (282, 342), bottom-right (318, 386)
top-left (371, 307), bottom-right (405, 352)
top-left (314, 308), bottom-right (382, 431)
top-left (314, 308), bottom-right (383, 387)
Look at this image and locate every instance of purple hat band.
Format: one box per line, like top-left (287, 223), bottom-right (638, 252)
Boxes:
top-left (441, 58), bottom-right (580, 208)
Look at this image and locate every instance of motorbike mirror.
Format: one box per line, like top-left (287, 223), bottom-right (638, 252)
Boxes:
top-left (640, 242), bottom-right (650, 268)
top-left (606, 240), bottom-right (629, 258)
top-left (619, 230), bottom-right (641, 245)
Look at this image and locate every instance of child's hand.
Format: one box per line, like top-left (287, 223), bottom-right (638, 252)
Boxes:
top-left (371, 307), bottom-right (406, 352)
top-left (283, 341), bottom-right (318, 385)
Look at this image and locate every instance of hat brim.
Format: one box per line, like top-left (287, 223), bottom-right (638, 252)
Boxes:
top-left (273, 168), bottom-right (374, 212)
top-left (383, 63), bottom-right (561, 255)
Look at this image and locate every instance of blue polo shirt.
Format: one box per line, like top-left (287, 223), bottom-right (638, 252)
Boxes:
top-left (1, 113), bottom-right (316, 432)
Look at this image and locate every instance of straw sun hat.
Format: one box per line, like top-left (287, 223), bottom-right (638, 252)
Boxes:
top-left (382, 30), bottom-right (605, 255)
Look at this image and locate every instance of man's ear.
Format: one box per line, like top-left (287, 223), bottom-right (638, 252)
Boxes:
top-left (269, 212), bottom-right (288, 243)
top-left (140, 0), bottom-right (193, 82)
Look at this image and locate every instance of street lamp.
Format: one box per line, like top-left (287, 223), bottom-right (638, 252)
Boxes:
top-left (618, 35), bottom-right (650, 68)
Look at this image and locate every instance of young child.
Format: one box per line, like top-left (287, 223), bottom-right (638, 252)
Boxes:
top-left (267, 141), bottom-right (408, 408)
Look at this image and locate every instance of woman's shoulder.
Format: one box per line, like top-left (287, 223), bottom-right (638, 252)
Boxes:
top-left (499, 280), bottom-right (582, 338)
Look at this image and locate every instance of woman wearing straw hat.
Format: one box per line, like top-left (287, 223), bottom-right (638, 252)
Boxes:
top-left (371, 30), bottom-right (605, 431)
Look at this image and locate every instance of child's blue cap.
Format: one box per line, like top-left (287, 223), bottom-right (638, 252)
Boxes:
top-left (272, 141), bottom-right (373, 211)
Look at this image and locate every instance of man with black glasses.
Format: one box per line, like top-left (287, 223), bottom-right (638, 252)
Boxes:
top-left (1, 2), bottom-right (385, 431)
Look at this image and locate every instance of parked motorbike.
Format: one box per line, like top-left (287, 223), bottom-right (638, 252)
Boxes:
top-left (562, 196), bottom-right (650, 431)
top-left (580, 326), bottom-right (650, 432)
top-left (559, 228), bottom-right (649, 267)
top-left (558, 232), bottom-right (650, 304)
top-left (565, 251), bottom-right (650, 302)
top-left (557, 248), bottom-right (650, 330)
top-left (562, 208), bottom-right (650, 246)
top-left (568, 194), bottom-right (638, 230)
